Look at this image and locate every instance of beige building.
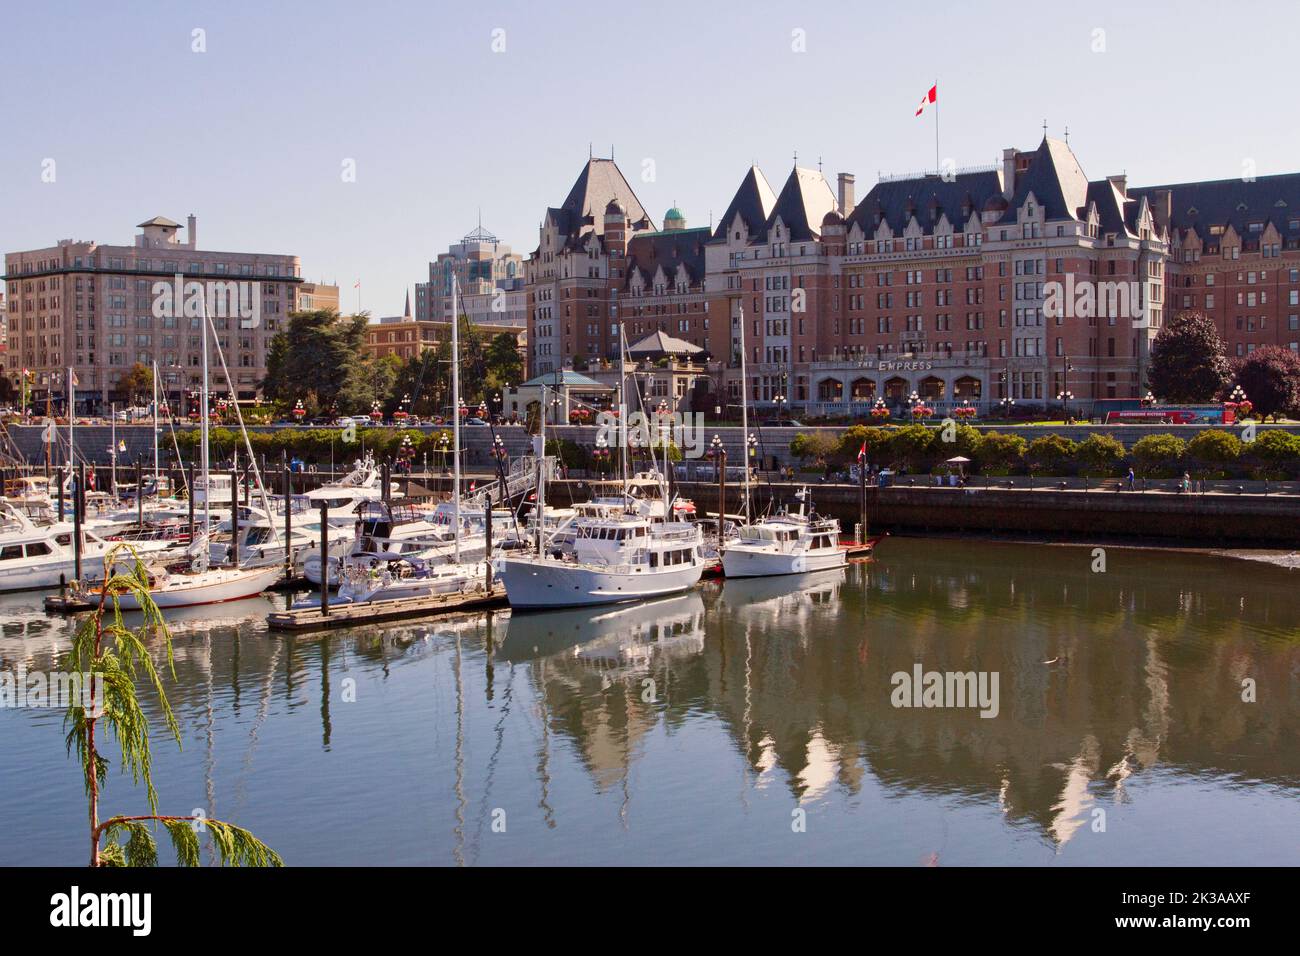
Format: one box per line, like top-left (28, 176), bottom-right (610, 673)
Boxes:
top-left (3, 215), bottom-right (303, 411)
top-left (415, 223), bottom-right (527, 329)
top-left (298, 281), bottom-right (341, 313)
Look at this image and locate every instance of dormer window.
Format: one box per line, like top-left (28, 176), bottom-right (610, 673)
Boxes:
top-left (1027, 202), bottom-right (1035, 217)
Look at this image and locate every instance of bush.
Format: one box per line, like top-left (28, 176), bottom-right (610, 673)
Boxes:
top-left (1075, 433), bottom-right (1126, 477)
top-left (837, 425), bottom-right (891, 465)
top-left (887, 425), bottom-right (936, 471)
top-left (790, 431), bottom-right (839, 462)
top-left (1186, 430), bottom-right (1242, 475)
top-left (928, 422), bottom-right (982, 461)
top-left (1246, 429), bottom-right (1300, 478)
top-left (974, 432), bottom-right (1026, 473)
top-left (1129, 433), bottom-right (1186, 478)
top-left (1026, 434), bottom-right (1078, 475)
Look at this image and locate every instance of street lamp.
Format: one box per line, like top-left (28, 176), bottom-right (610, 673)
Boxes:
top-left (707, 434), bottom-right (726, 480)
top-left (437, 430), bottom-right (451, 474)
top-left (1057, 390), bottom-right (1074, 420)
top-left (747, 432), bottom-right (758, 473)
top-left (1142, 390), bottom-right (1155, 407)
top-left (998, 396), bottom-right (1016, 417)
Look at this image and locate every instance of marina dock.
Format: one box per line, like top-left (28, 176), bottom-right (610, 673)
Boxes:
top-left (266, 584), bottom-right (509, 632)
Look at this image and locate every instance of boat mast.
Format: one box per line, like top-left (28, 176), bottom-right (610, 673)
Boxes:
top-left (200, 294), bottom-right (211, 568)
top-left (152, 361), bottom-right (160, 488)
top-left (619, 324), bottom-right (629, 498)
top-left (451, 273), bottom-right (462, 564)
top-left (66, 364), bottom-right (75, 486)
top-left (536, 379), bottom-right (546, 559)
top-left (738, 303), bottom-right (751, 523)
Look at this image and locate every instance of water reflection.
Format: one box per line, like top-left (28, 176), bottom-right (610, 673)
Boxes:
top-left (1, 538), bottom-right (1297, 865)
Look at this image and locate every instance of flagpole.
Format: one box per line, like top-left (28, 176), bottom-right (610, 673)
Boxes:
top-left (934, 78), bottom-right (940, 173)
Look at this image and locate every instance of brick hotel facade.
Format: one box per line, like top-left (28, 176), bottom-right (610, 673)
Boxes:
top-left (525, 139), bottom-right (1300, 414)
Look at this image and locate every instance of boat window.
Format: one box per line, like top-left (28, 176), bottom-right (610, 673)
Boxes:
top-left (25, 542), bottom-right (52, 557)
top-left (55, 533), bottom-right (71, 546)
top-left (0, 545), bottom-right (23, 561)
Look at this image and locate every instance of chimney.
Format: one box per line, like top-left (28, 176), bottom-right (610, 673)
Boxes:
top-left (187, 214), bottom-right (197, 249)
top-left (1152, 188), bottom-right (1172, 227)
top-left (1107, 174), bottom-right (1127, 198)
top-left (837, 172), bottom-right (856, 215)
top-left (1001, 148), bottom-right (1017, 200)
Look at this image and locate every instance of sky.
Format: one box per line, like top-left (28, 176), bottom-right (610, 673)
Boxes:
top-left (3, 0), bottom-right (1298, 316)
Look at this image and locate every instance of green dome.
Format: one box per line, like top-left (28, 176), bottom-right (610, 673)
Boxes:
top-left (664, 207), bottom-right (684, 221)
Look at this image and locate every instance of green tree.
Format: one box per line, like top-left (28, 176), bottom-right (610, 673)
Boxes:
top-left (64, 547), bottom-right (281, 867)
top-left (1147, 310), bottom-right (1231, 402)
top-left (1026, 434), bottom-right (1078, 475)
top-left (1075, 433), bottom-right (1126, 476)
top-left (837, 425), bottom-right (891, 465)
top-left (1130, 433), bottom-right (1186, 478)
top-left (887, 424), bottom-right (935, 470)
top-left (1248, 429), bottom-right (1300, 477)
top-left (974, 432), bottom-right (1026, 473)
top-left (790, 431), bottom-right (838, 462)
top-left (1233, 346), bottom-right (1300, 421)
top-left (1186, 430), bottom-right (1242, 475)
top-left (929, 422), bottom-right (982, 461)
top-left (116, 363), bottom-right (154, 406)
top-left (338, 353), bottom-right (401, 415)
top-left (259, 310), bottom-right (367, 411)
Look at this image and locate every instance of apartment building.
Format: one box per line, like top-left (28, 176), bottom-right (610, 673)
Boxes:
top-left (3, 215), bottom-right (303, 411)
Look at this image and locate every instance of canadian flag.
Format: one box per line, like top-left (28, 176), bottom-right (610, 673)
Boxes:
top-left (915, 84), bottom-right (937, 116)
top-left (857, 441), bottom-right (868, 463)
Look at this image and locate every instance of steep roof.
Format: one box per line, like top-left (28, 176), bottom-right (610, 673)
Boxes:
top-left (765, 167), bottom-right (838, 242)
top-left (1083, 178), bottom-right (1131, 235)
top-left (848, 169), bottom-right (1002, 235)
top-left (548, 158), bottom-right (648, 244)
top-left (137, 216), bottom-right (180, 228)
top-left (1127, 173), bottom-right (1300, 246)
top-left (712, 166), bottom-right (778, 241)
top-left (624, 227), bottom-right (709, 289)
top-left (520, 369), bottom-right (609, 389)
top-left (1001, 138), bottom-right (1090, 223)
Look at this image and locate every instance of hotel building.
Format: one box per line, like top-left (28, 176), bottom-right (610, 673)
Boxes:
top-left (525, 140), bottom-right (1300, 414)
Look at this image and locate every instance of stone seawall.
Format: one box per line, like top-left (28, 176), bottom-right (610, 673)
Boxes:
top-left (666, 480), bottom-right (1300, 547)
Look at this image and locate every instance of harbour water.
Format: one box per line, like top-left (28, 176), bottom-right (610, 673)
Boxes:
top-left (1, 537), bottom-right (1297, 866)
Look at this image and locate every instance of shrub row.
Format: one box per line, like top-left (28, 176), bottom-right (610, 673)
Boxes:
top-left (790, 425), bottom-right (1300, 479)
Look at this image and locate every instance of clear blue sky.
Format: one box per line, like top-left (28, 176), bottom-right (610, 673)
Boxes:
top-left (3, 0), bottom-right (1297, 315)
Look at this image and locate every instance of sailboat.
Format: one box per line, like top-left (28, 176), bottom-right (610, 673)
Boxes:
top-left (75, 296), bottom-right (282, 608)
top-left (494, 325), bottom-right (704, 609)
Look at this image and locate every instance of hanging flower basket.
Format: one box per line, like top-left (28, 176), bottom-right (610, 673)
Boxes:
top-left (870, 406), bottom-right (891, 421)
top-left (953, 405), bottom-right (977, 420)
top-left (911, 404), bottom-right (934, 419)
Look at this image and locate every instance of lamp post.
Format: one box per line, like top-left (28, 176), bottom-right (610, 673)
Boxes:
top-left (747, 432), bottom-right (758, 475)
top-left (1057, 390), bottom-right (1074, 421)
top-left (708, 434), bottom-right (727, 525)
top-left (998, 396), bottom-right (1015, 418)
top-left (437, 430), bottom-right (450, 475)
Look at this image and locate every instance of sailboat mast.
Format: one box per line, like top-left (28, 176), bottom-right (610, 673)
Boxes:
top-left (66, 365), bottom-right (74, 480)
top-left (619, 324), bottom-right (628, 496)
top-left (451, 274), bottom-right (462, 564)
top-left (152, 361), bottom-right (160, 487)
top-left (738, 304), bottom-right (751, 523)
top-left (200, 296), bottom-right (210, 549)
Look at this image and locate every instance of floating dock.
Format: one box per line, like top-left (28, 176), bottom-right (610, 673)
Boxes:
top-left (266, 585), bottom-right (509, 632)
top-left (43, 592), bottom-right (96, 614)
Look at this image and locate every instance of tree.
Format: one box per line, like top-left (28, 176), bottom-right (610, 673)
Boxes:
top-left (1186, 430), bottom-right (1242, 473)
top-left (1026, 434), bottom-right (1078, 475)
top-left (337, 353), bottom-right (400, 415)
top-left (887, 425), bottom-right (935, 470)
top-left (1147, 311), bottom-right (1231, 402)
top-left (1130, 433), bottom-right (1185, 478)
top-left (116, 363), bottom-right (155, 406)
top-left (63, 546), bottom-right (281, 867)
top-left (790, 431), bottom-right (838, 462)
top-left (1249, 429), bottom-right (1300, 477)
top-left (260, 310), bottom-right (367, 410)
top-left (974, 432), bottom-right (1026, 473)
top-left (1233, 346), bottom-right (1300, 421)
top-left (1075, 433), bottom-right (1126, 476)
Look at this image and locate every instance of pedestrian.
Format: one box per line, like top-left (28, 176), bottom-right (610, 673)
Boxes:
top-left (1181, 471), bottom-right (1191, 494)
top-left (1126, 467), bottom-right (1135, 491)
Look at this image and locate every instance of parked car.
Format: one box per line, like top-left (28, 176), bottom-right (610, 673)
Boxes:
top-left (764, 418), bottom-right (803, 427)
top-left (463, 417), bottom-right (489, 426)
